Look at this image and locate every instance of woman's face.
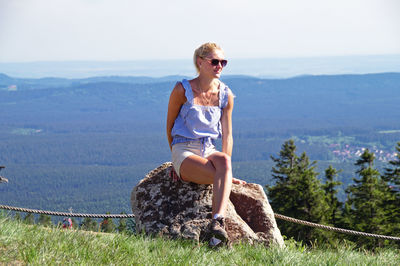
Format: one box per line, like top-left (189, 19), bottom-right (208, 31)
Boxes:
top-left (199, 49), bottom-right (226, 78)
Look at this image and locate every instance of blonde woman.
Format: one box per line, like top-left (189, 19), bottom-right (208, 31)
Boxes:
top-left (166, 42), bottom-right (246, 246)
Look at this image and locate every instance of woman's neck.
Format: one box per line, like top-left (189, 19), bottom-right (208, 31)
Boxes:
top-left (197, 75), bottom-right (218, 92)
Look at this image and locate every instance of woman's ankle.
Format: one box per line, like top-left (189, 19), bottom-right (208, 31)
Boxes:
top-left (213, 213), bottom-right (224, 220)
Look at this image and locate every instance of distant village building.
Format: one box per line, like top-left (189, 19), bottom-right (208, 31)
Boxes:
top-left (329, 144), bottom-right (398, 162)
top-left (7, 85), bottom-right (17, 91)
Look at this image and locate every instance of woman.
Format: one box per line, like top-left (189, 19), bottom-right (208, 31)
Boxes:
top-left (166, 42), bottom-right (245, 245)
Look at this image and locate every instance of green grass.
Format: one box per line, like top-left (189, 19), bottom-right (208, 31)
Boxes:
top-left (1, 214), bottom-right (399, 265)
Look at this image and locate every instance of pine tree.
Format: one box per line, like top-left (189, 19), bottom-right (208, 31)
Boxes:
top-left (80, 217), bottom-right (98, 231)
top-left (70, 217), bottom-right (78, 229)
top-left (14, 212), bottom-right (22, 221)
top-left (322, 165), bottom-right (342, 226)
top-left (267, 140), bottom-right (298, 221)
top-left (267, 140), bottom-right (330, 244)
top-left (126, 218), bottom-right (136, 234)
top-left (382, 142), bottom-right (400, 239)
top-left (345, 149), bottom-right (392, 248)
top-left (100, 213), bottom-right (116, 233)
top-left (117, 214), bottom-right (128, 234)
top-left (383, 142), bottom-right (400, 186)
top-left (270, 139), bottom-right (297, 183)
top-left (38, 214), bottom-right (52, 227)
top-left (23, 213), bottom-right (35, 225)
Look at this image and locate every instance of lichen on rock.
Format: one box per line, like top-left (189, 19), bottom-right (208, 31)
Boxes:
top-left (131, 162), bottom-right (284, 247)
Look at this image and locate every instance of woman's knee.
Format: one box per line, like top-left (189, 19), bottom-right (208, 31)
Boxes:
top-left (209, 152), bottom-right (232, 171)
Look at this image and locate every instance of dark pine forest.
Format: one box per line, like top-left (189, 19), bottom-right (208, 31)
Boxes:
top-left (1, 72), bottom-right (400, 219)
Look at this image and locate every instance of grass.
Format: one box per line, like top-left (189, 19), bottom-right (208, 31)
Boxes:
top-left (1, 213), bottom-right (399, 265)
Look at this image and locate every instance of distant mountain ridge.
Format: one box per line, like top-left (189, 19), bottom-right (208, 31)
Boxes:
top-left (0, 72), bottom-right (191, 89)
top-left (1, 71), bottom-right (399, 89)
top-left (1, 55), bottom-right (400, 78)
top-left (1, 72), bottom-right (400, 130)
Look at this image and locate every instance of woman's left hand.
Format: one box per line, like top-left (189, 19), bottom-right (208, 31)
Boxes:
top-left (232, 177), bottom-right (247, 185)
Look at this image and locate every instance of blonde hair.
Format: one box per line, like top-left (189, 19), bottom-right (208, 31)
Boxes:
top-left (193, 42), bottom-right (224, 73)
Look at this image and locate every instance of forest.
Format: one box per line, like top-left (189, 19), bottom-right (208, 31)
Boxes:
top-left (1, 72), bottom-right (400, 218)
top-left (267, 139), bottom-right (400, 248)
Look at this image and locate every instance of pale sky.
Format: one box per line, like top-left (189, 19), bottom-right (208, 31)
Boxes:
top-left (0, 0), bottom-right (399, 62)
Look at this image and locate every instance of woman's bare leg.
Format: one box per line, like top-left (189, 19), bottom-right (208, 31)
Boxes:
top-left (179, 152), bottom-right (232, 217)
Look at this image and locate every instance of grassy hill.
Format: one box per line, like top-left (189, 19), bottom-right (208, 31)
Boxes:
top-left (0, 214), bottom-right (399, 265)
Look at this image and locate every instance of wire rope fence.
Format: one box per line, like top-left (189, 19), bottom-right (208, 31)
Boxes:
top-left (0, 204), bottom-right (134, 219)
top-left (1, 204), bottom-right (400, 241)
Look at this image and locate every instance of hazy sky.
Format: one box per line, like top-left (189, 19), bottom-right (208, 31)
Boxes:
top-left (0, 0), bottom-right (399, 62)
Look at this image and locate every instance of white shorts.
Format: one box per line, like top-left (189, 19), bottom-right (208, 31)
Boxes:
top-left (171, 140), bottom-right (219, 179)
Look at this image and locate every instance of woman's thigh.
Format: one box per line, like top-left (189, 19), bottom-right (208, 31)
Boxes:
top-left (179, 151), bottom-right (230, 184)
top-left (179, 154), bottom-right (216, 184)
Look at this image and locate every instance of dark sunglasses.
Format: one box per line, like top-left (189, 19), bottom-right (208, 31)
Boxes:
top-left (205, 58), bottom-right (228, 67)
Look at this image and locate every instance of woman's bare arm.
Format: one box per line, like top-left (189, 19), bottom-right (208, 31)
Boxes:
top-left (221, 92), bottom-right (234, 156)
top-left (221, 91), bottom-right (246, 185)
top-left (166, 83), bottom-right (186, 150)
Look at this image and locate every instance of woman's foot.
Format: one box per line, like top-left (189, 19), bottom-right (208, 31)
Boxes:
top-left (209, 217), bottom-right (228, 245)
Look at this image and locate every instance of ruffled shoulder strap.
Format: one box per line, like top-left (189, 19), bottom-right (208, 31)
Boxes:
top-left (181, 79), bottom-right (194, 103)
top-left (219, 81), bottom-right (233, 109)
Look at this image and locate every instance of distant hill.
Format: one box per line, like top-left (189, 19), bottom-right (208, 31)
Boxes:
top-left (0, 72), bottom-right (189, 90)
top-left (1, 55), bottom-right (400, 78)
top-left (0, 72), bottom-right (399, 213)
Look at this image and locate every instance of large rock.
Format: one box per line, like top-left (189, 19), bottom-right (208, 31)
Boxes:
top-left (131, 162), bottom-right (284, 247)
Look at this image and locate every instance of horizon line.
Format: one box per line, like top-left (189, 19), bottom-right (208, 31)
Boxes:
top-left (1, 53), bottom-right (400, 64)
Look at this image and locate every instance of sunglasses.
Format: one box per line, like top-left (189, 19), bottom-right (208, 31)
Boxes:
top-left (204, 58), bottom-right (228, 67)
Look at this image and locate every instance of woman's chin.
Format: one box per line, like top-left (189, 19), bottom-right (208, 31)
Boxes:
top-left (213, 72), bottom-right (221, 78)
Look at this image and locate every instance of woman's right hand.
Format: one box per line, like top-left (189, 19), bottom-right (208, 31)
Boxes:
top-left (232, 177), bottom-right (246, 185)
